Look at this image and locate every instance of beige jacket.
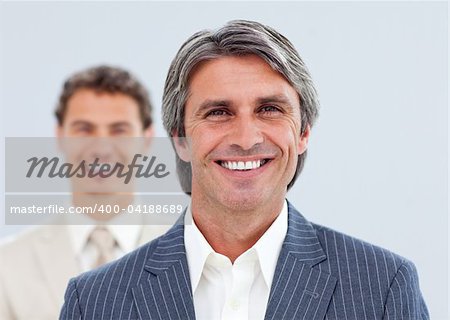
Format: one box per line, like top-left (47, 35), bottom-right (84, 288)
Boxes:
top-left (0, 224), bottom-right (169, 320)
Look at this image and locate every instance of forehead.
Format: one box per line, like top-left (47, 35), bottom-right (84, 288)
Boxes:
top-left (187, 55), bottom-right (299, 105)
top-left (64, 88), bottom-right (140, 123)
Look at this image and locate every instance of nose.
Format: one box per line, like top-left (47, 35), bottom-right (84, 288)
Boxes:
top-left (93, 127), bottom-right (111, 139)
top-left (228, 115), bottom-right (264, 151)
top-left (90, 139), bottom-right (115, 161)
top-left (88, 130), bottom-right (116, 162)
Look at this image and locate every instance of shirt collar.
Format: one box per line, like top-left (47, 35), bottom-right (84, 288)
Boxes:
top-left (67, 197), bottom-right (144, 255)
top-left (184, 200), bottom-right (288, 293)
top-left (184, 205), bottom-right (215, 293)
top-left (252, 200), bottom-right (288, 290)
top-left (68, 224), bottom-right (95, 256)
top-left (68, 222), bottom-right (142, 255)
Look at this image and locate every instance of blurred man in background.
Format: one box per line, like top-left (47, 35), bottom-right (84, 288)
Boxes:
top-left (0, 65), bottom-right (169, 320)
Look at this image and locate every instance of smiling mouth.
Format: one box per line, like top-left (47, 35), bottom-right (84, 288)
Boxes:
top-left (216, 159), bottom-right (272, 171)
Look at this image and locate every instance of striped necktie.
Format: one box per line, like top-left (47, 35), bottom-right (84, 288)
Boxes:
top-left (89, 226), bottom-right (117, 268)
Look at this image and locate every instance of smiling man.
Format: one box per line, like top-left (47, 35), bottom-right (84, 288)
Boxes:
top-left (56, 67), bottom-right (155, 208)
top-left (60, 21), bottom-right (428, 320)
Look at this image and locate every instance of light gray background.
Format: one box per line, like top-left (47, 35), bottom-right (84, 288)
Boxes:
top-left (0, 1), bottom-right (448, 318)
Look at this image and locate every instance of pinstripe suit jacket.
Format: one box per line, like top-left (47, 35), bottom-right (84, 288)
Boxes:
top-left (60, 202), bottom-right (429, 319)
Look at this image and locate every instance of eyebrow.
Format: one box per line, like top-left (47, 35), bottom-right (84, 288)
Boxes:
top-left (69, 120), bottom-right (132, 128)
top-left (69, 120), bottom-right (93, 128)
top-left (197, 99), bottom-right (231, 112)
top-left (256, 94), bottom-right (294, 106)
top-left (110, 122), bottom-right (132, 129)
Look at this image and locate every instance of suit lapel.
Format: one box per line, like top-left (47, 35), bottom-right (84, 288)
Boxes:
top-left (131, 204), bottom-right (336, 320)
top-left (33, 225), bottom-right (81, 307)
top-left (132, 221), bottom-right (196, 320)
top-left (264, 203), bottom-right (337, 320)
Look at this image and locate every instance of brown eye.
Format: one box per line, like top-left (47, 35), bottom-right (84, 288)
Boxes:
top-left (259, 105), bottom-right (281, 114)
top-left (206, 109), bottom-right (230, 118)
top-left (74, 125), bottom-right (92, 134)
top-left (111, 128), bottom-right (127, 135)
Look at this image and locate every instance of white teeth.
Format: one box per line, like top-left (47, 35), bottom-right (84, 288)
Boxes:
top-left (220, 159), bottom-right (266, 171)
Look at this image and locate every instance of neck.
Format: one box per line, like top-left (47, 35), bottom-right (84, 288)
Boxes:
top-left (191, 196), bottom-right (285, 263)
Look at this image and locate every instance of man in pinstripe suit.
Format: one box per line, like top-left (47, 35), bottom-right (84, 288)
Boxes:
top-left (60, 20), bottom-right (429, 319)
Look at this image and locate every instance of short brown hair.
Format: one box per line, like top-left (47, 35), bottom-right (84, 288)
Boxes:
top-left (55, 65), bottom-right (152, 128)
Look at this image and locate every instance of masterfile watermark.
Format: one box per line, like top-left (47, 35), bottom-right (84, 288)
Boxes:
top-left (6, 137), bottom-right (190, 193)
top-left (5, 194), bottom-right (191, 225)
top-left (5, 137), bottom-right (192, 225)
top-left (26, 154), bottom-right (170, 184)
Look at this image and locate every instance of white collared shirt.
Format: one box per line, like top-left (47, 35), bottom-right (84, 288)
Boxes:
top-left (184, 200), bottom-right (288, 320)
top-left (68, 222), bottom-right (142, 272)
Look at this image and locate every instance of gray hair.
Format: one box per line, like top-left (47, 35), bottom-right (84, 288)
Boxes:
top-left (162, 20), bottom-right (319, 194)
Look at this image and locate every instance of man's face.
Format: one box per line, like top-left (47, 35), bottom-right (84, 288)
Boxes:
top-left (177, 55), bottom-right (309, 212)
top-left (57, 88), bottom-right (152, 193)
top-left (58, 88), bottom-right (149, 138)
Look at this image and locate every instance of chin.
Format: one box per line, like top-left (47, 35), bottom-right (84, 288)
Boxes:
top-left (219, 192), bottom-right (266, 212)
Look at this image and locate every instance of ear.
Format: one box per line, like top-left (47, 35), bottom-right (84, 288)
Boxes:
top-left (56, 125), bottom-right (63, 139)
top-left (172, 129), bottom-right (191, 162)
top-left (297, 125), bottom-right (310, 155)
top-left (56, 125), bottom-right (65, 152)
top-left (143, 125), bottom-right (154, 139)
top-left (143, 125), bottom-right (154, 149)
